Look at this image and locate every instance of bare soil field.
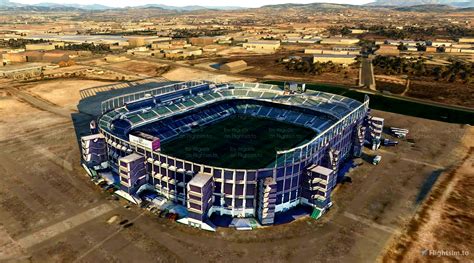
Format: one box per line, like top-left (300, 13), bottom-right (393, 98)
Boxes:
top-left (216, 46), bottom-right (249, 56)
top-left (407, 80), bottom-right (474, 108)
top-left (381, 128), bottom-right (474, 263)
top-left (190, 51), bottom-right (474, 108)
top-left (0, 80), bottom-right (471, 263)
top-left (376, 80), bottom-right (407, 94)
top-left (0, 91), bottom-right (67, 142)
top-left (106, 60), bottom-right (171, 76)
top-left (214, 52), bottom-right (360, 86)
top-left (163, 67), bottom-right (254, 82)
top-left (41, 64), bottom-right (133, 82)
top-left (25, 79), bottom-right (118, 111)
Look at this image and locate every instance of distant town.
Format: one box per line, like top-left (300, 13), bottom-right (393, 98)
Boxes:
top-left (1, 2), bottom-right (473, 107)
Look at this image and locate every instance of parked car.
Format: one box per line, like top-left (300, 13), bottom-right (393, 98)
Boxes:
top-left (372, 155), bottom-right (382, 165)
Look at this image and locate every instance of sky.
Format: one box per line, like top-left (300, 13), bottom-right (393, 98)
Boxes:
top-left (11, 0), bottom-right (374, 8)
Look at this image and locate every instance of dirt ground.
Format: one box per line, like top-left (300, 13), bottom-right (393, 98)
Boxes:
top-left (208, 52), bottom-right (360, 86)
top-left (162, 67), bottom-right (254, 83)
top-left (0, 79), bottom-right (472, 263)
top-left (79, 55), bottom-right (473, 109)
top-left (381, 128), bottom-right (473, 262)
top-left (24, 79), bottom-right (119, 111)
top-left (406, 80), bottom-right (474, 108)
top-left (0, 91), bottom-right (67, 142)
top-left (106, 61), bottom-right (171, 77)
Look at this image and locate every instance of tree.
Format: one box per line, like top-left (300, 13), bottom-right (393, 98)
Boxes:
top-left (341, 27), bottom-right (351, 36)
top-left (397, 43), bottom-right (407, 51)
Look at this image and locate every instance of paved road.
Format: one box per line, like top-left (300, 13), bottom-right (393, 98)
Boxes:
top-left (360, 57), bottom-right (376, 90)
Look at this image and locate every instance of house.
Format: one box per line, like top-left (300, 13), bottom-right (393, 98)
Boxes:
top-left (219, 60), bottom-right (247, 72)
top-left (243, 40), bottom-right (280, 53)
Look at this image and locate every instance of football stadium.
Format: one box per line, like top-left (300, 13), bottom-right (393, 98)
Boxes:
top-left (81, 80), bottom-right (379, 231)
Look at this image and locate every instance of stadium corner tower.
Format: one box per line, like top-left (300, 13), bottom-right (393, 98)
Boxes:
top-left (82, 81), bottom-right (375, 230)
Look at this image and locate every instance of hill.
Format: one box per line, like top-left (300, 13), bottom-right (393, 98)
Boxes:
top-left (394, 4), bottom-right (457, 11)
top-left (261, 3), bottom-right (360, 11)
top-left (368, 0), bottom-right (474, 7)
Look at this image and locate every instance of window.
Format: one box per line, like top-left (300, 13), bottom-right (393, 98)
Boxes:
top-left (236, 171), bottom-right (245, 181)
top-left (214, 169), bottom-right (222, 179)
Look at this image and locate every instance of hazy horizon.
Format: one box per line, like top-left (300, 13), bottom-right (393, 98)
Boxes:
top-left (10, 0), bottom-right (375, 8)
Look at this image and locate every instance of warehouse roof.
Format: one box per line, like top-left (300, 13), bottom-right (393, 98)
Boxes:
top-left (313, 54), bottom-right (357, 58)
top-left (220, 60), bottom-right (247, 70)
top-left (246, 40), bottom-right (280, 45)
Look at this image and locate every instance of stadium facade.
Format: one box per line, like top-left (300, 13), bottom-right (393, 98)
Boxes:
top-left (82, 81), bottom-right (378, 230)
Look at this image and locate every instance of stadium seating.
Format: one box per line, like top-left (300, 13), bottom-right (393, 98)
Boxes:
top-left (99, 81), bottom-right (363, 142)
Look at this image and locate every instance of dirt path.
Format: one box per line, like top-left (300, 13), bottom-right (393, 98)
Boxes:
top-left (7, 87), bottom-right (74, 118)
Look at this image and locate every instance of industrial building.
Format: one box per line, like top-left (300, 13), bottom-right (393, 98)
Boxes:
top-left (83, 81), bottom-right (381, 231)
top-left (219, 60), bottom-right (247, 72)
top-left (305, 48), bottom-right (359, 56)
top-left (243, 40), bottom-right (281, 53)
top-left (320, 38), bottom-right (360, 45)
top-left (312, 54), bottom-right (357, 65)
top-left (189, 37), bottom-right (216, 46)
top-left (126, 36), bottom-right (168, 47)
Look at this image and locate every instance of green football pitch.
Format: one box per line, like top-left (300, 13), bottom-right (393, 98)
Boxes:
top-left (160, 115), bottom-right (316, 169)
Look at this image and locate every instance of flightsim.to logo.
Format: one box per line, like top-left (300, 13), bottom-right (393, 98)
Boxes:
top-left (421, 248), bottom-right (470, 257)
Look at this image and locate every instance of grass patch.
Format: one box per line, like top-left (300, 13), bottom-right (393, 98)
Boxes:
top-left (160, 115), bottom-right (316, 169)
